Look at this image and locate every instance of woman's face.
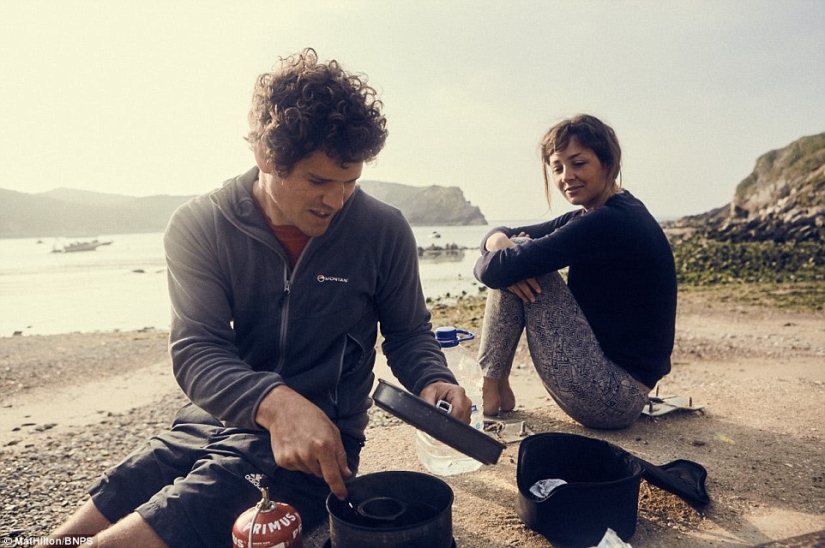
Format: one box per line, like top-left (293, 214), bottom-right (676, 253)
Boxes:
top-left (548, 137), bottom-right (615, 211)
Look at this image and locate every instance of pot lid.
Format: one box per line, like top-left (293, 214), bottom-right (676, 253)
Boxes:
top-left (372, 379), bottom-right (505, 465)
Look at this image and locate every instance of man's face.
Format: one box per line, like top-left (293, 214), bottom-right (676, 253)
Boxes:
top-left (259, 150), bottom-right (364, 237)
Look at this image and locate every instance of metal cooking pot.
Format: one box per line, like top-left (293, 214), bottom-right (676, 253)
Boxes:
top-left (326, 471), bottom-right (453, 548)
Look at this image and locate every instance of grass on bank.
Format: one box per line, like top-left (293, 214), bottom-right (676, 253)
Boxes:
top-left (427, 278), bottom-right (824, 335)
top-left (428, 237), bottom-right (824, 325)
top-left (671, 239), bottom-right (824, 286)
top-left (671, 237), bottom-right (823, 311)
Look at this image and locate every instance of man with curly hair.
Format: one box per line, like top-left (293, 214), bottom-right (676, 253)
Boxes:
top-left (50, 48), bottom-right (470, 548)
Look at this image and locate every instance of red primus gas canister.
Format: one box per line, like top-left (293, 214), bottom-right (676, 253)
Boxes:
top-left (232, 487), bottom-right (303, 548)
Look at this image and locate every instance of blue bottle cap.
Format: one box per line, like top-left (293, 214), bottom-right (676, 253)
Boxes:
top-left (435, 326), bottom-right (474, 348)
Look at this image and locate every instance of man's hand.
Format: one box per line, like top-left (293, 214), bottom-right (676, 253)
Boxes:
top-left (255, 385), bottom-right (352, 500)
top-left (419, 381), bottom-right (473, 423)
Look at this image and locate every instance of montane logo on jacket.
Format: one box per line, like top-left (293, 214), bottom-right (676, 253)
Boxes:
top-left (317, 274), bottom-right (349, 284)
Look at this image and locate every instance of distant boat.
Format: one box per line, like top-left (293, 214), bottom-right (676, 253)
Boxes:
top-left (429, 231), bottom-right (442, 239)
top-left (51, 239), bottom-right (113, 253)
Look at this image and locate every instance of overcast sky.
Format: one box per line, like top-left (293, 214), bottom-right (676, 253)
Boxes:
top-left (2, 0), bottom-right (823, 221)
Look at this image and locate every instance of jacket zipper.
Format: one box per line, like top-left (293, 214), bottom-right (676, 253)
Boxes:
top-left (274, 239), bottom-right (312, 374)
top-left (330, 339), bottom-right (347, 406)
top-left (275, 272), bottom-right (290, 373)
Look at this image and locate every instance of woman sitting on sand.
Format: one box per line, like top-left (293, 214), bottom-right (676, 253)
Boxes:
top-left (473, 114), bottom-right (677, 429)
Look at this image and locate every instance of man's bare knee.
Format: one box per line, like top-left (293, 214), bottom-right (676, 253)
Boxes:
top-left (51, 498), bottom-right (167, 548)
top-left (51, 498), bottom-right (111, 540)
top-left (93, 512), bottom-right (168, 548)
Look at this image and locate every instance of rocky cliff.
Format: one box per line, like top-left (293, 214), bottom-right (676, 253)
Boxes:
top-left (664, 132), bottom-right (824, 285)
top-left (359, 181), bottom-right (486, 226)
top-left (666, 132), bottom-right (825, 242)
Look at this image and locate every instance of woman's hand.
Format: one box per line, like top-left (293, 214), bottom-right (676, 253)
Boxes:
top-left (485, 232), bottom-right (515, 252)
top-left (486, 231), bottom-right (541, 302)
top-left (508, 277), bottom-right (542, 303)
top-left (485, 231), bottom-right (529, 252)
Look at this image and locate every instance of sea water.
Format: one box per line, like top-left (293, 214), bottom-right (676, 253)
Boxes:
top-left (0, 220), bottom-right (539, 337)
top-left (0, 233), bottom-right (170, 337)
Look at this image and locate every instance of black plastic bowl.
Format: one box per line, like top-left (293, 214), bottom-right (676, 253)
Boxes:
top-left (516, 433), bottom-right (644, 547)
top-left (327, 471), bottom-right (453, 548)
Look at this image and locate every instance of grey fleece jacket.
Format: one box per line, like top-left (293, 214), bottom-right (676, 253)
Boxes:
top-left (163, 167), bottom-right (453, 441)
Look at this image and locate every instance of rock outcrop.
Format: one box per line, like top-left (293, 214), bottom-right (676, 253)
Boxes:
top-left (664, 132), bottom-right (824, 285)
top-left (666, 132), bottom-right (825, 242)
top-left (359, 181), bottom-right (486, 226)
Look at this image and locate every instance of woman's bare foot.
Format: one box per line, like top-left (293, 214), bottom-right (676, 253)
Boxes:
top-left (498, 375), bottom-right (516, 413)
top-left (483, 376), bottom-right (516, 416)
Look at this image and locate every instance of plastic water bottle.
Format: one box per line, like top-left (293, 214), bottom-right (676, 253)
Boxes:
top-left (416, 326), bottom-right (484, 476)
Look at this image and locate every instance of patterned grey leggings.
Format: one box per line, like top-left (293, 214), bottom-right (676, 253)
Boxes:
top-left (477, 271), bottom-right (649, 429)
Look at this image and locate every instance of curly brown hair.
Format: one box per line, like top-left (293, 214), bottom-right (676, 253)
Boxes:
top-left (540, 114), bottom-right (622, 206)
top-left (246, 48), bottom-right (388, 175)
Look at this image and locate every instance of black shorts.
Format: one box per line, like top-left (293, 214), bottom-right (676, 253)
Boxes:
top-left (88, 404), bottom-right (362, 548)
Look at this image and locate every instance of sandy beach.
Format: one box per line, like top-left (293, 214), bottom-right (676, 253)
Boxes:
top-left (1, 285), bottom-right (823, 547)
